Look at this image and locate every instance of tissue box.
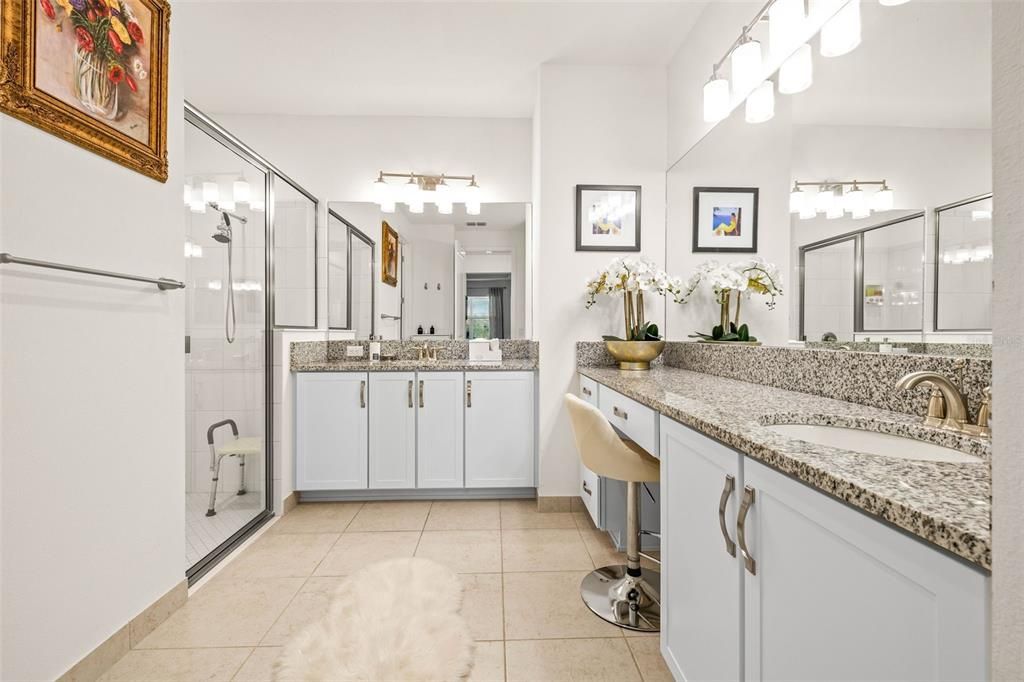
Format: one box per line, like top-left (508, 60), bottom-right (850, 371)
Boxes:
top-left (468, 339), bottom-right (502, 364)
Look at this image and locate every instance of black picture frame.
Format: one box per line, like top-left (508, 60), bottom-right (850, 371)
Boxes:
top-left (575, 184), bottom-right (642, 252)
top-left (692, 186), bottom-right (759, 253)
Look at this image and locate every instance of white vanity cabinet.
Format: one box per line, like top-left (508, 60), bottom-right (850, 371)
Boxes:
top-left (295, 372), bottom-right (368, 490)
top-left (578, 376), bottom-right (602, 527)
top-left (660, 415), bottom-right (989, 682)
top-left (465, 371), bottom-right (535, 488)
top-left (368, 372), bottom-right (417, 489)
top-left (417, 372), bottom-right (465, 488)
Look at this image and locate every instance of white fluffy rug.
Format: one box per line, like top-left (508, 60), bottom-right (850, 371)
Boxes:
top-left (274, 557), bottom-right (473, 681)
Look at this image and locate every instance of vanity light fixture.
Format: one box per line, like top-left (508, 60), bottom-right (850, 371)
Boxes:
top-left (768, 0), bottom-right (805, 57)
top-left (745, 80), bottom-right (776, 123)
top-left (779, 43), bottom-right (813, 94)
top-left (731, 32), bottom-right (763, 96)
top-left (371, 171), bottom-right (483, 214)
top-left (703, 70), bottom-right (730, 123)
top-left (819, 0), bottom-right (862, 57)
top-left (793, 179), bottom-right (896, 220)
top-left (202, 181), bottom-right (219, 204)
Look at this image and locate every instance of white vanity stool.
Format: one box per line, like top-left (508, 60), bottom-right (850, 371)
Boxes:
top-left (565, 393), bottom-right (661, 632)
top-left (205, 419), bottom-right (261, 517)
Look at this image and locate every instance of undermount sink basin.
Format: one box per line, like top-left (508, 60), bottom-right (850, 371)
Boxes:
top-left (766, 423), bottom-right (981, 463)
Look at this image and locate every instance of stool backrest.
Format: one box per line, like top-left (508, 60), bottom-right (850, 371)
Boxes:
top-left (564, 393), bottom-right (660, 483)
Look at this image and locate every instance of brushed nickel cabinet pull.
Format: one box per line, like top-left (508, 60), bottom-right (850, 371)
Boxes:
top-left (582, 386), bottom-right (592, 397)
top-left (360, 380), bottom-right (366, 408)
top-left (419, 380), bottom-right (424, 408)
top-left (466, 380), bottom-right (473, 408)
top-left (408, 380), bottom-right (414, 408)
top-left (718, 475), bottom-right (737, 557)
top-left (613, 406), bottom-right (628, 420)
top-left (582, 480), bottom-right (593, 496)
top-left (737, 485), bottom-right (756, 575)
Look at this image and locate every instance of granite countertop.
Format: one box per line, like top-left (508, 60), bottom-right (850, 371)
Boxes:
top-left (578, 365), bottom-right (991, 569)
top-left (293, 358), bottom-right (538, 372)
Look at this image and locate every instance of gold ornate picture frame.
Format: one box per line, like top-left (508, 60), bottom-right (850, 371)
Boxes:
top-left (381, 221), bottom-right (399, 287)
top-left (0, 0), bottom-right (170, 182)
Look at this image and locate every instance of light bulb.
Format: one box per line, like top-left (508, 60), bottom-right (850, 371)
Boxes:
top-left (183, 184), bottom-right (192, 206)
top-left (871, 185), bottom-right (894, 211)
top-left (731, 37), bottom-right (762, 96)
top-left (779, 44), bottom-right (813, 94)
top-left (233, 180), bottom-right (250, 205)
top-left (769, 0), bottom-right (805, 57)
top-left (202, 182), bottom-right (219, 203)
top-left (789, 186), bottom-right (806, 213)
top-left (703, 76), bottom-right (730, 123)
top-left (820, 0), bottom-right (861, 57)
top-left (745, 81), bottom-right (775, 123)
top-left (380, 199), bottom-right (396, 214)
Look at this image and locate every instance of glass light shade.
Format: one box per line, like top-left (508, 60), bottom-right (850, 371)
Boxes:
top-left (852, 205), bottom-right (871, 219)
top-left (380, 199), bottom-right (396, 214)
top-left (201, 182), bottom-right (219, 203)
top-left (703, 77), bottom-right (730, 123)
top-left (404, 178), bottom-right (420, 205)
top-left (799, 204), bottom-right (817, 219)
top-left (250, 198), bottom-right (265, 213)
top-left (845, 187), bottom-right (867, 214)
top-left (769, 0), bottom-right (805, 57)
top-left (372, 177), bottom-right (390, 205)
top-left (466, 202), bottom-right (481, 216)
top-left (820, 0), bottom-right (861, 57)
top-left (879, 0), bottom-right (909, 5)
top-left (435, 179), bottom-right (451, 198)
top-left (219, 197), bottom-right (236, 212)
top-left (826, 202), bottom-right (845, 219)
top-left (183, 184), bottom-right (192, 206)
top-left (779, 44), bottom-right (813, 94)
top-left (464, 180), bottom-right (481, 203)
top-left (789, 188), bottom-right (806, 213)
top-left (731, 39), bottom-right (763, 96)
top-left (408, 199), bottom-right (424, 214)
top-left (189, 190), bottom-right (206, 214)
top-left (871, 187), bottom-right (894, 211)
top-left (814, 188), bottom-right (835, 213)
top-left (437, 200), bottom-right (453, 215)
top-left (745, 81), bottom-right (775, 123)
top-left (233, 180), bottom-right (251, 205)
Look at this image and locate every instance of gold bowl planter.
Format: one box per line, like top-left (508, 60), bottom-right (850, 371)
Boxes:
top-left (605, 340), bottom-right (666, 370)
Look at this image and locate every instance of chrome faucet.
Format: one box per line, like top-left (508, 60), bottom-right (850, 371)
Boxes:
top-left (895, 371), bottom-right (991, 439)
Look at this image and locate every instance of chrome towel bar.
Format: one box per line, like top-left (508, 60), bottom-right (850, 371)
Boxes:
top-left (0, 252), bottom-right (185, 291)
top-left (380, 313), bottom-right (401, 320)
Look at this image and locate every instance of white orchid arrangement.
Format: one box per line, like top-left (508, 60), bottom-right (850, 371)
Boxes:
top-left (682, 258), bottom-right (783, 343)
top-left (585, 257), bottom-right (686, 341)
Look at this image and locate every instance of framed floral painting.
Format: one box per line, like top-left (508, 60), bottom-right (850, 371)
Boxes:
top-left (0, 0), bottom-right (170, 181)
top-left (381, 221), bottom-right (399, 287)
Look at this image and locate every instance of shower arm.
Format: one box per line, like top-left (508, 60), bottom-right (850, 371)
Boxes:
top-left (208, 202), bottom-right (249, 224)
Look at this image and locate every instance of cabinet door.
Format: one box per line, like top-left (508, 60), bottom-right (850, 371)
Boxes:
top-left (295, 373), bottom-right (368, 490)
top-left (368, 372), bottom-right (417, 489)
top-left (742, 457), bottom-right (989, 682)
top-left (465, 372), bottom-right (535, 488)
top-left (417, 372), bottom-right (464, 488)
top-left (660, 416), bottom-right (744, 682)
top-left (578, 375), bottom-right (602, 527)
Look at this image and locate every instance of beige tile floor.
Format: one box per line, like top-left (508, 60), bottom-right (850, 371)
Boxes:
top-left (102, 499), bottom-right (670, 682)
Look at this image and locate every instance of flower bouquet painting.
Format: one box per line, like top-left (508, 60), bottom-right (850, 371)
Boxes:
top-left (682, 258), bottom-right (783, 344)
top-left (0, 0), bottom-right (169, 180)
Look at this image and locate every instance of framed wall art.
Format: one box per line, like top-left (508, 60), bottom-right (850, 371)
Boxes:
top-left (576, 184), bottom-right (641, 252)
top-left (692, 186), bottom-right (759, 253)
top-left (381, 220), bottom-right (399, 287)
top-left (0, 0), bottom-right (170, 181)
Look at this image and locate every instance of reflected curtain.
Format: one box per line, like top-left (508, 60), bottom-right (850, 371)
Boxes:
top-left (488, 287), bottom-right (504, 338)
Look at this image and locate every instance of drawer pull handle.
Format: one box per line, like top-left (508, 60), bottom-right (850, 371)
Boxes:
top-left (360, 380), bottom-right (366, 409)
top-left (718, 475), bottom-right (737, 557)
top-left (582, 481), bottom-right (593, 496)
top-left (613, 406), bottom-right (628, 420)
top-left (408, 380), bottom-right (414, 408)
top-left (466, 381), bottom-right (472, 408)
top-left (419, 380), bottom-right (425, 408)
top-left (581, 386), bottom-right (592, 397)
top-left (737, 485), bottom-right (756, 575)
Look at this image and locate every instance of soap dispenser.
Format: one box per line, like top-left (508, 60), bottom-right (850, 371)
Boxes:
top-left (429, 325), bottom-right (435, 335)
top-left (417, 325), bottom-right (424, 335)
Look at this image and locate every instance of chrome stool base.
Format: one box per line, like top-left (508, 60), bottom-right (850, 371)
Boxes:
top-left (580, 565), bottom-right (661, 632)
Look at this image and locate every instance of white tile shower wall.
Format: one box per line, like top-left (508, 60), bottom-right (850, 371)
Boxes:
top-left (803, 243), bottom-right (855, 341)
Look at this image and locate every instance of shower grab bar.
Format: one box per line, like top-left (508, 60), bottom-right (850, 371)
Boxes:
top-left (0, 252), bottom-right (185, 291)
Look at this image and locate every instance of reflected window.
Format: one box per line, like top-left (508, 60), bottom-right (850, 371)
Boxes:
top-left (935, 195), bottom-right (992, 331)
top-left (466, 296), bottom-right (492, 339)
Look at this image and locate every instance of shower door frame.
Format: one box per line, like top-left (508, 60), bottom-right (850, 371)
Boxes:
top-left (184, 102), bottom-right (280, 584)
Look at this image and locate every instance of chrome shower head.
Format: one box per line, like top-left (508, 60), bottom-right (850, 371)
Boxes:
top-left (212, 213), bottom-right (232, 243)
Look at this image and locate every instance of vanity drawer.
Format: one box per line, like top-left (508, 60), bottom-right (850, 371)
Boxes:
top-left (579, 375), bottom-right (599, 406)
top-left (598, 385), bottom-right (659, 457)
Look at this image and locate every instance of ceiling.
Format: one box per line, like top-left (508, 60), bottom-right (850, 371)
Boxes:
top-left (397, 202), bottom-right (527, 230)
top-left (176, 1), bottom-right (707, 118)
top-left (790, 1), bottom-right (991, 129)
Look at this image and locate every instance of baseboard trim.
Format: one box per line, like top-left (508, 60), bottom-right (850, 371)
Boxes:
top-left (57, 579), bottom-right (188, 682)
top-left (299, 488), bottom-right (536, 502)
top-left (282, 491), bottom-right (298, 514)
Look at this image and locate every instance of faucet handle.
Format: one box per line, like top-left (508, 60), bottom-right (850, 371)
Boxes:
top-left (924, 388), bottom-right (946, 427)
top-left (977, 386), bottom-right (992, 429)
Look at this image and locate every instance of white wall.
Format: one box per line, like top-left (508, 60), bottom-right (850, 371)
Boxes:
top-left (0, 31), bottom-right (185, 682)
top-left (664, 100), bottom-right (794, 345)
top-left (534, 64), bottom-right (667, 497)
top-left (992, 1), bottom-right (1024, 676)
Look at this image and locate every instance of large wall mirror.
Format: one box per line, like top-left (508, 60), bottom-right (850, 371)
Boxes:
top-left (327, 201), bottom-right (531, 340)
top-left (664, 0), bottom-right (991, 355)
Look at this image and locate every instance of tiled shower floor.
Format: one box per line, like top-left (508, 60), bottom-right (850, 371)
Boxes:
top-left (186, 492), bottom-right (264, 569)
